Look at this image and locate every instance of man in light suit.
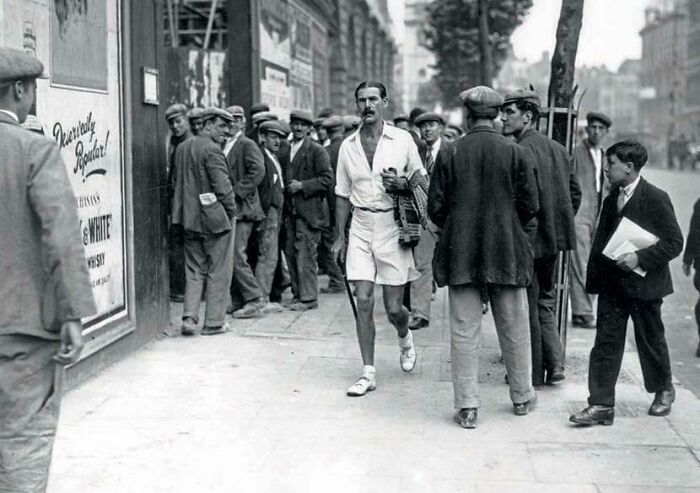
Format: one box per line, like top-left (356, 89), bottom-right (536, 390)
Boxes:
top-left (0, 48), bottom-right (96, 491)
top-left (570, 112), bottom-right (612, 328)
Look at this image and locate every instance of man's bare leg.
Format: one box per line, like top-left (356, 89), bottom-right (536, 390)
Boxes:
top-left (383, 284), bottom-right (410, 337)
top-left (354, 280), bottom-right (377, 366)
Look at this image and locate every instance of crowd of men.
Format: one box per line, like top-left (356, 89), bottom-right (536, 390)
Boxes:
top-left (2, 44), bottom-right (700, 490)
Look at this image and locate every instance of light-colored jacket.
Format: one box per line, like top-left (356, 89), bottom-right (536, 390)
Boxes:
top-left (0, 112), bottom-right (95, 339)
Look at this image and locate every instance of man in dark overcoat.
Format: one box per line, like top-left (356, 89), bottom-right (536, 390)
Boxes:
top-left (280, 110), bottom-right (334, 311)
top-left (570, 140), bottom-right (683, 426)
top-left (0, 48), bottom-right (96, 491)
top-left (501, 88), bottom-right (582, 386)
top-left (428, 86), bottom-right (539, 429)
top-left (682, 198), bottom-right (700, 357)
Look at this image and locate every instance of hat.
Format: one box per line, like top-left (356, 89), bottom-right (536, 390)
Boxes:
top-left (0, 48), bottom-right (47, 83)
top-left (586, 111), bottom-right (612, 128)
top-left (165, 103), bottom-right (188, 121)
top-left (446, 124), bottom-right (464, 135)
top-left (414, 112), bottom-right (446, 126)
top-left (393, 113), bottom-right (409, 123)
top-left (343, 115), bottom-right (361, 130)
top-left (252, 111), bottom-right (278, 125)
top-left (249, 102), bottom-right (270, 116)
top-left (259, 120), bottom-right (287, 137)
top-left (321, 115), bottom-right (344, 130)
top-left (187, 107), bottom-right (205, 120)
top-left (313, 118), bottom-right (325, 128)
top-left (290, 110), bottom-right (314, 126)
top-left (202, 107), bottom-right (234, 123)
top-left (409, 107), bottom-right (426, 123)
top-left (317, 107), bottom-right (334, 119)
top-left (21, 114), bottom-right (44, 134)
top-left (459, 86), bottom-right (504, 114)
top-left (502, 88), bottom-right (541, 108)
top-left (226, 105), bottom-right (245, 117)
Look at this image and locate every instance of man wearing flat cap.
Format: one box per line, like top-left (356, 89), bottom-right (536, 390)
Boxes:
top-left (393, 113), bottom-right (410, 131)
top-left (279, 110), bottom-right (334, 311)
top-left (409, 111), bottom-right (450, 331)
top-left (187, 107), bottom-right (205, 135)
top-left (221, 105), bottom-right (267, 318)
top-left (428, 85), bottom-right (539, 428)
top-left (501, 88), bottom-right (581, 387)
top-left (313, 117), bottom-right (330, 147)
top-left (246, 103), bottom-right (271, 141)
top-left (171, 107), bottom-right (237, 336)
top-left (570, 111), bottom-right (612, 328)
top-left (0, 47), bottom-right (96, 491)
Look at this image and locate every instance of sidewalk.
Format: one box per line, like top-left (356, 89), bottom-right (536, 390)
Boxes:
top-left (49, 286), bottom-right (700, 492)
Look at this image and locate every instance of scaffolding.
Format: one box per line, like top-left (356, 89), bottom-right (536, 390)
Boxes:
top-left (164, 0), bottom-right (228, 50)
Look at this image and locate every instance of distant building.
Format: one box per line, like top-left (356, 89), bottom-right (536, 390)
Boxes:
top-left (682, 0), bottom-right (700, 144)
top-left (597, 60), bottom-right (641, 139)
top-left (403, 0), bottom-right (436, 112)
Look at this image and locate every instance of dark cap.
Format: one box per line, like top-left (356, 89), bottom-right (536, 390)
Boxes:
top-left (0, 48), bottom-right (47, 83)
top-left (321, 115), bottom-right (344, 130)
top-left (259, 120), bottom-right (287, 137)
top-left (187, 107), bottom-right (205, 120)
top-left (586, 111), bottom-right (612, 128)
top-left (226, 105), bottom-right (245, 117)
top-left (313, 118), bottom-right (325, 128)
top-left (202, 107), bottom-right (234, 123)
top-left (290, 110), bottom-right (314, 126)
top-left (502, 88), bottom-right (541, 108)
top-left (343, 115), bottom-right (361, 130)
top-left (165, 103), bottom-right (188, 121)
top-left (252, 111), bottom-right (278, 125)
top-left (409, 107), bottom-right (426, 123)
top-left (317, 107), bottom-right (334, 119)
top-left (249, 102), bottom-right (270, 116)
top-left (459, 86), bottom-right (505, 113)
top-left (414, 112), bottom-right (445, 126)
top-left (393, 113), bottom-right (409, 123)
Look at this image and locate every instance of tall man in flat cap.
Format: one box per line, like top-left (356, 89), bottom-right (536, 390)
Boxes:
top-left (571, 111), bottom-right (612, 328)
top-left (409, 111), bottom-right (450, 330)
top-left (501, 88), bottom-right (581, 387)
top-left (171, 108), bottom-right (237, 336)
top-left (429, 86), bottom-right (539, 428)
top-left (280, 110), bottom-right (334, 311)
top-left (223, 105), bottom-right (267, 318)
top-left (333, 81), bottom-right (424, 397)
top-left (0, 47), bottom-right (96, 491)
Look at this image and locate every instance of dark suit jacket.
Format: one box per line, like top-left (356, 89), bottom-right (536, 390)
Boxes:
top-left (683, 198), bottom-right (700, 266)
top-left (518, 128), bottom-right (581, 257)
top-left (411, 130), bottom-right (427, 164)
top-left (282, 137), bottom-right (334, 229)
top-left (586, 178), bottom-right (683, 300)
top-left (226, 134), bottom-right (265, 221)
top-left (325, 135), bottom-right (345, 225)
top-left (258, 144), bottom-right (285, 214)
top-left (428, 125), bottom-right (539, 287)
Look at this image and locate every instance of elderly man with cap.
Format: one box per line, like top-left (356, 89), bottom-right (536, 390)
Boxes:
top-left (408, 111), bottom-right (450, 331)
top-left (393, 113), bottom-right (410, 131)
top-left (171, 107), bottom-right (237, 336)
top-left (570, 111), bottom-right (612, 328)
top-left (0, 47), bottom-right (96, 491)
top-left (187, 107), bottom-right (205, 135)
top-left (279, 110), bottom-right (334, 311)
top-left (220, 105), bottom-right (267, 318)
top-left (501, 88), bottom-right (581, 387)
top-left (165, 103), bottom-right (194, 303)
top-left (428, 85), bottom-right (539, 428)
top-left (317, 115), bottom-right (347, 294)
top-left (332, 80), bottom-right (425, 397)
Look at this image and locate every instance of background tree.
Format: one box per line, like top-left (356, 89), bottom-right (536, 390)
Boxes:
top-left (425, 0), bottom-right (533, 107)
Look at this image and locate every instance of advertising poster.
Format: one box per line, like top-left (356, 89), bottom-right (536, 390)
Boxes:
top-left (311, 21), bottom-right (329, 114)
top-left (289, 3), bottom-right (314, 113)
top-left (259, 0), bottom-right (291, 118)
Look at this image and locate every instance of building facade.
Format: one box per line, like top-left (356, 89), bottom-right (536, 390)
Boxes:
top-left (402, 0), bottom-right (435, 112)
top-left (682, 0), bottom-right (700, 145)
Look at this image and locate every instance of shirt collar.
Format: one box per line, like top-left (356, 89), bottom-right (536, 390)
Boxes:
top-left (0, 109), bottom-right (19, 123)
top-left (348, 121), bottom-right (395, 142)
top-left (621, 175), bottom-right (641, 197)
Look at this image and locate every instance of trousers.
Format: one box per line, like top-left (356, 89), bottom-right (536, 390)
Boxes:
top-left (571, 218), bottom-right (597, 318)
top-left (410, 223), bottom-right (438, 321)
top-left (588, 292), bottom-right (673, 407)
top-left (449, 284), bottom-right (535, 409)
top-left (183, 228), bottom-right (235, 327)
top-left (0, 335), bottom-right (62, 493)
top-left (254, 206), bottom-right (282, 298)
top-left (168, 225), bottom-right (186, 297)
top-left (231, 220), bottom-right (263, 304)
top-left (283, 216), bottom-right (321, 302)
top-left (318, 223), bottom-right (345, 289)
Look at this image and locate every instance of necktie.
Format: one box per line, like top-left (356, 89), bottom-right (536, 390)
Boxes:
top-left (617, 188), bottom-right (627, 213)
top-left (425, 145), bottom-right (435, 175)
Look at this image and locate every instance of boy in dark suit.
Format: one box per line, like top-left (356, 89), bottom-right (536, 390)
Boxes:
top-left (683, 198), bottom-right (700, 357)
top-left (570, 140), bottom-right (684, 426)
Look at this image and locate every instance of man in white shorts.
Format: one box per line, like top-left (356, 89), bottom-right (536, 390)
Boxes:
top-left (332, 80), bottom-right (426, 396)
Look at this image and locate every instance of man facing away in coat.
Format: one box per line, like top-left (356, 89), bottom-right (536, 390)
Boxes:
top-left (0, 48), bottom-right (96, 491)
top-left (171, 108), bottom-right (237, 336)
top-left (428, 86), bottom-right (539, 429)
top-left (501, 88), bottom-right (581, 387)
top-left (570, 112), bottom-right (612, 328)
top-left (280, 110), bottom-right (334, 311)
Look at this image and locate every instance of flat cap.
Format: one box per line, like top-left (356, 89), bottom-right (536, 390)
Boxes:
top-left (289, 110), bottom-right (314, 125)
top-left (586, 111), bottom-right (612, 128)
top-left (414, 112), bottom-right (445, 126)
top-left (393, 113), bottom-right (409, 123)
top-left (249, 102), bottom-right (270, 115)
top-left (259, 120), bottom-right (287, 136)
top-left (446, 124), bottom-right (464, 135)
top-left (313, 118), bottom-right (325, 127)
top-left (317, 107), bottom-right (334, 119)
top-left (202, 107), bottom-right (234, 122)
top-left (502, 88), bottom-right (541, 108)
top-left (165, 103), bottom-right (188, 121)
top-left (0, 48), bottom-right (47, 83)
top-left (321, 115), bottom-right (344, 130)
top-left (459, 86), bottom-right (504, 113)
top-left (252, 111), bottom-right (278, 124)
top-left (226, 105), bottom-right (245, 117)
top-left (343, 115), bottom-right (361, 130)
top-left (187, 107), bottom-right (205, 120)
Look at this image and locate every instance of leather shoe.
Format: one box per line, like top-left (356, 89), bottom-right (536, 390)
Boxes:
top-left (649, 387), bottom-right (675, 416)
top-left (546, 368), bottom-right (566, 384)
top-left (569, 405), bottom-right (614, 426)
top-left (513, 396), bottom-right (537, 416)
top-left (408, 317), bottom-right (429, 330)
top-left (453, 408), bottom-right (478, 429)
top-left (572, 315), bottom-right (596, 329)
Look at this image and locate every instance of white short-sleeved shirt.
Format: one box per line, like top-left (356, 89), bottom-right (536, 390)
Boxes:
top-left (335, 122), bottom-right (425, 210)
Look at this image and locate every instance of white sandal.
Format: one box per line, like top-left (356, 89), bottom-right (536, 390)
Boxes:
top-left (346, 375), bottom-right (376, 397)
